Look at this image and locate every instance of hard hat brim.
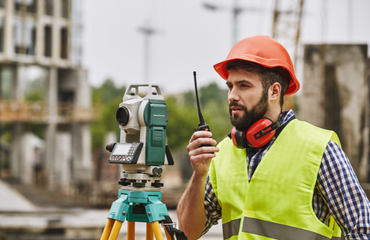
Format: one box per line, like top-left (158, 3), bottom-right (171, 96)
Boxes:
top-left (214, 57), bottom-right (300, 96)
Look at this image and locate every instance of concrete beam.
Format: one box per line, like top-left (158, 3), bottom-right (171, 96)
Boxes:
top-left (300, 44), bottom-right (369, 182)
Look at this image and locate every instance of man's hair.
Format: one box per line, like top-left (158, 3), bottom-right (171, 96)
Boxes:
top-left (225, 60), bottom-right (291, 106)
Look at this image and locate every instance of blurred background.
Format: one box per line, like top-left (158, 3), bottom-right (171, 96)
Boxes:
top-left (0, 0), bottom-right (370, 239)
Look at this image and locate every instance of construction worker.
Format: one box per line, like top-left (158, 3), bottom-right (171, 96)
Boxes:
top-left (177, 35), bottom-right (370, 240)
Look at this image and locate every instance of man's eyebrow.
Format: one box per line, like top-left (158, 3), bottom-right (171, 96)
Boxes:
top-left (236, 79), bottom-right (253, 85)
top-left (226, 79), bottom-right (253, 86)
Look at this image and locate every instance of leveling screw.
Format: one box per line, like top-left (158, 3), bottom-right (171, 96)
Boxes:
top-left (148, 212), bottom-right (152, 216)
top-left (123, 211), bottom-right (127, 215)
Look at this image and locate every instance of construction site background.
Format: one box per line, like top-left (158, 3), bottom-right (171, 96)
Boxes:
top-left (1, 0), bottom-right (370, 240)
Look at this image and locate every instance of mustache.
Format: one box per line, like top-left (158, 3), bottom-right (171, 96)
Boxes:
top-left (229, 102), bottom-right (247, 109)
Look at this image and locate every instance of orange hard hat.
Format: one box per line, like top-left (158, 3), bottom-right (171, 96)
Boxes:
top-left (214, 35), bottom-right (300, 95)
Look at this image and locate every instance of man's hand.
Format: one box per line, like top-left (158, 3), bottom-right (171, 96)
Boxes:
top-left (177, 131), bottom-right (219, 239)
top-left (187, 131), bottom-right (219, 177)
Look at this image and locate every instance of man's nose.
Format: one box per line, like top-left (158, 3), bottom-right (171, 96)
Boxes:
top-left (228, 88), bottom-right (240, 102)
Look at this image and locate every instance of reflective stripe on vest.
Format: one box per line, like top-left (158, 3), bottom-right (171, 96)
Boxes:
top-left (223, 217), bottom-right (342, 240)
top-left (242, 217), bottom-right (341, 240)
top-left (223, 218), bottom-right (241, 239)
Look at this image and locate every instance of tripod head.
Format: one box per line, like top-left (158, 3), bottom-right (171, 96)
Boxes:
top-left (106, 83), bottom-right (173, 189)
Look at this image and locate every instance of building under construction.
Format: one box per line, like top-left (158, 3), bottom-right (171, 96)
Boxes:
top-left (0, 0), bottom-right (96, 192)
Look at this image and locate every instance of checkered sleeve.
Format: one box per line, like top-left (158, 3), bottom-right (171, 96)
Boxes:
top-left (317, 141), bottom-right (370, 239)
top-left (201, 175), bottom-right (222, 236)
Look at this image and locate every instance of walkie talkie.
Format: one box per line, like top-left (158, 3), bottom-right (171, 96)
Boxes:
top-left (193, 71), bottom-right (211, 132)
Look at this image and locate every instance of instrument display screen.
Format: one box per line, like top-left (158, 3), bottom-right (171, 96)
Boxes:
top-left (112, 143), bottom-right (131, 155)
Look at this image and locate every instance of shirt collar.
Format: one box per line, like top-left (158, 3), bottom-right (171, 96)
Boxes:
top-left (275, 109), bottom-right (296, 137)
top-left (281, 109), bottom-right (295, 123)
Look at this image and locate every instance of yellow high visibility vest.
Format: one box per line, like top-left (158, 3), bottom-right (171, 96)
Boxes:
top-left (209, 119), bottom-right (342, 240)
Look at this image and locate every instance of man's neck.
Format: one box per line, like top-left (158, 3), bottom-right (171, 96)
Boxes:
top-left (264, 106), bottom-right (282, 122)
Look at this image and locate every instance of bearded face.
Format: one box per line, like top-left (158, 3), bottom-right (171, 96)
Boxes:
top-left (229, 90), bottom-right (269, 131)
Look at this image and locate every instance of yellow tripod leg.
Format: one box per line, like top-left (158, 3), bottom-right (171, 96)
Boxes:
top-left (151, 221), bottom-right (164, 240)
top-left (108, 220), bottom-right (123, 240)
top-left (127, 221), bottom-right (135, 240)
top-left (164, 228), bottom-right (171, 240)
top-left (146, 223), bottom-right (153, 240)
top-left (100, 218), bottom-right (115, 240)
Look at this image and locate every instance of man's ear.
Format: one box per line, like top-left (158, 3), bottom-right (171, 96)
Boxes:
top-left (269, 82), bottom-right (282, 101)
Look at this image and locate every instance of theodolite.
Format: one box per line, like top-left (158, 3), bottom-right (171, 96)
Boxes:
top-left (100, 83), bottom-right (185, 240)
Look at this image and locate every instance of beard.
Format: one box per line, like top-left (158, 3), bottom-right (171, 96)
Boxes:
top-left (229, 91), bottom-right (269, 131)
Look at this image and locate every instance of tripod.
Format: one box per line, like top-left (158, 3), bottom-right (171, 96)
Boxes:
top-left (100, 185), bottom-right (185, 240)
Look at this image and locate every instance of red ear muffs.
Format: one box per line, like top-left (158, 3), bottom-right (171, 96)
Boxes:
top-left (228, 118), bottom-right (282, 148)
top-left (229, 127), bottom-right (247, 148)
top-left (247, 118), bottom-right (277, 148)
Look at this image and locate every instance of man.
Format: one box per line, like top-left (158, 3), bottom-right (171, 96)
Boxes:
top-left (177, 35), bottom-right (370, 240)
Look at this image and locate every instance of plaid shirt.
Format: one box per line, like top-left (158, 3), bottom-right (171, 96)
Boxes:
top-left (203, 110), bottom-right (370, 239)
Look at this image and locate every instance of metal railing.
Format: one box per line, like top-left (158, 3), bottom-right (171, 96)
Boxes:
top-left (0, 100), bottom-right (99, 123)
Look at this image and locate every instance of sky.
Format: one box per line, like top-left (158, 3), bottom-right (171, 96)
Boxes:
top-left (82, 0), bottom-right (370, 95)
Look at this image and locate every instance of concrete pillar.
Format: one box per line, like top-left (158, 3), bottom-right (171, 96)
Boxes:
top-left (55, 132), bottom-right (72, 192)
top-left (300, 44), bottom-right (369, 182)
top-left (45, 67), bottom-right (58, 189)
top-left (10, 122), bottom-right (22, 179)
top-left (45, 123), bottom-right (56, 189)
top-left (10, 65), bottom-right (24, 181)
top-left (75, 69), bottom-right (90, 108)
top-left (299, 45), bottom-right (326, 127)
top-left (52, 0), bottom-right (61, 65)
top-left (71, 123), bottom-right (92, 182)
top-left (47, 67), bottom-right (58, 117)
top-left (3, 0), bottom-right (14, 60)
top-left (22, 134), bottom-right (35, 185)
top-left (74, 68), bottom-right (92, 182)
top-left (13, 65), bottom-right (23, 100)
top-left (35, 0), bottom-right (45, 63)
top-left (76, 69), bottom-right (92, 179)
top-left (58, 68), bottom-right (90, 108)
top-left (58, 68), bottom-right (92, 183)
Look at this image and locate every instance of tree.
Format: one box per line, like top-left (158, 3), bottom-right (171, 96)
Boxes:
top-left (92, 78), bottom-right (126, 104)
top-left (24, 77), bottom-right (45, 102)
top-left (165, 96), bottom-right (199, 151)
top-left (166, 81), bottom-right (232, 151)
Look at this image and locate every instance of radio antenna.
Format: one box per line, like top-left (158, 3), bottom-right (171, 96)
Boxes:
top-left (193, 71), bottom-right (211, 133)
top-left (194, 71), bottom-right (205, 126)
